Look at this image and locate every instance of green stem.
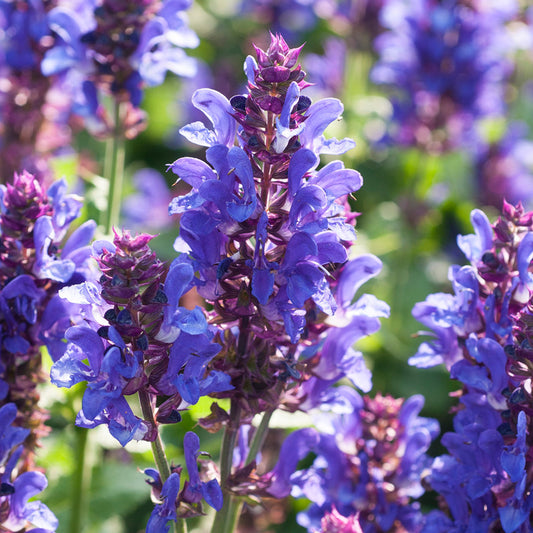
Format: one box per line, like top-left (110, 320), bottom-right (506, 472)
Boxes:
top-left (104, 100), bottom-right (126, 234)
top-left (245, 408), bottom-right (274, 465)
top-left (210, 399), bottom-right (242, 533)
top-left (139, 390), bottom-right (178, 533)
top-left (220, 400), bottom-right (242, 486)
top-left (221, 497), bottom-right (242, 533)
top-left (211, 407), bottom-right (275, 533)
top-left (139, 390), bottom-right (172, 482)
top-left (226, 409), bottom-right (276, 533)
top-left (210, 320), bottom-right (253, 533)
top-left (176, 515), bottom-right (187, 533)
top-left (69, 427), bottom-right (90, 533)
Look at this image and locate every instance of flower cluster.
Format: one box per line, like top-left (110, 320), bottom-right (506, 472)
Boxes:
top-left (411, 202), bottom-right (533, 532)
top-left (169, 35), bottom-right (387, 433)
top-left (50, 230), bottom-right (232, 445)
top-left (0, 170), bottom-right (95, 531)
top-left (49, 229), bottom-right (227, 528)
top-left (0, 0), bottom-right (71, 182)
top-left (265, 391), bottom-right (438, 532)
top-left (42, 0), bottom-right (198, 137)
top-left (0, 171), bottom-right (95, 460)
top-left (372, 0), bottom-right (516, 152)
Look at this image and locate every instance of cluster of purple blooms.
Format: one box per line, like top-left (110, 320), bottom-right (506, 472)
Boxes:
top-left (169, 34), bottom-right (380, 419)
top-left (49, 229), bottom-right (226, 527)
top-left (50, 229), bottom-right (231, 443)
top-left (266, 392), bottom-right (438, 532)
top-left (41, 0), bottom-right (198, 138)
top-left (0, 0), bottom-right (68, 182)
top-left (0, 170), bottom-right (96, 531)
top-left (0, 0), bottom-right (198, 186)
top-left (372, 0), bottom-right (516, 153)
top-left (411, 202), bottom-right (533, 532)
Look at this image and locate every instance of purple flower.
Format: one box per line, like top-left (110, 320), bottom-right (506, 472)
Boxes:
top-left (265, 393), bottom-right (437, 532)
top-left (144, 432), bottom-right (222, 530)
top-left (0, 2), bottom-right (75, 181)
top-left (41, 0), bottom-right (198, 136)
top-left (179, 89), bottom-right (236, 148)
top-left (456, 208), bottom-right (493, 263)
top-left (159, 331), bottom-right (229, 404)
top-left (133, 0), bottom-right (198, 86)
top-left (412, 203), bottom-right (533, 531)
top-left (0, 404), bottom-right (30, 463)
top-left (266, 428), bottom-right (320, 499)
top-left (298, 99), bottom-right (355, 155)
top-left (182, 431), bottom-right (223, 510)
top-left (0, 0), bottom-right (49, 70)
top-left (295, 255), bottom-right (389, 407)
top-left (146, 472), bottom-right (181, 533)
top-left (372, 0), bottom-right (516, 152)
top-left (0, 404), bottom-right (57, 532)
top-left (50, 325), bottom-right (145, 443)
top-left (2, 471), bottom-right (58, 532)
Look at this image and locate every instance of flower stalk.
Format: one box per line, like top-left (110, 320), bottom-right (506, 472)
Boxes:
top-left (69, 427), bottom-right (90, 533)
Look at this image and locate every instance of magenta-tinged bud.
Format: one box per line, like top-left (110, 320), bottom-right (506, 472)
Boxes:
top-left (96, 230), bottom-right (168, 341)
top-left (320, 508), bottom-right (363, 533)
top-left (0, 171), bottom-right (51, 258)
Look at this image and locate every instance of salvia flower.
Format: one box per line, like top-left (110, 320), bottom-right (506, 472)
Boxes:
top-left (0, 0), bottom-right (73, 182)
top-left (169, 34), bottom-right (377, 426)
top-left (42, 0), bottom-right (198, 137)
top-left (144, 431), bottom-right (222, 530)
top-left (0, 404), bottom-right (57, 532)
top-left (412, 202), bottom-right (533, 532)
top-left (50, 230), bottom-right (232, 445)
top-left (371, 0), bottom-right (516, 152)
top-left (265, 391), bottom-right (438, 532)
top-left (0, 170), bottom-right (94, 466)
top-left (145, 471), bottom-right (181, 533)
